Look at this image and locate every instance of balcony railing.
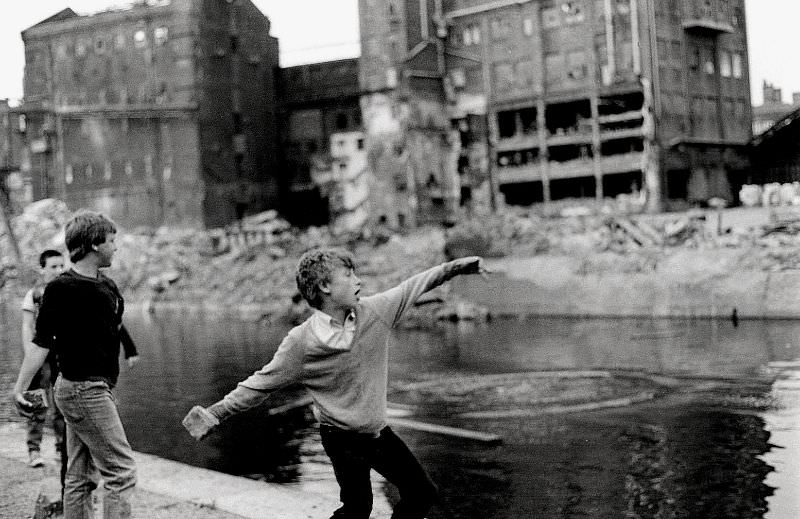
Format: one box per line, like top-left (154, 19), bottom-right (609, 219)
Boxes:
top-left (495, 133), bottom-right (540, 152)
top-left (600, 152), bottom-right (643, 175)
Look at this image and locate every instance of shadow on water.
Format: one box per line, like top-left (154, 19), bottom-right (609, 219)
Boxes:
top-left (2, 302), bottom-right (799, 518)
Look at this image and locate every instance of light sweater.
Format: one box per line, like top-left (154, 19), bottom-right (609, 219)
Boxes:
top-left (207, 260), bottom-right (474, 433)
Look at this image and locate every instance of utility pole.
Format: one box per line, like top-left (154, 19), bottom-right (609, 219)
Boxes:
top-left (0, 171), bottom-right (22, 264)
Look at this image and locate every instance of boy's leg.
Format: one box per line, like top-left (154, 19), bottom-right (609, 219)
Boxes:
top-left (320, 425), bottom-right (375, 519)
top-left (56, 379), bottom-right (136, 519)
top-left (26, 407), bottom-right (46, 465)
top-left (370, 427), bottom-right (438, 519)
top-left (63, 424), bottom-right (100, 519)
top-left (73, 384), bottom-right (136, 519)
top-left (26, 369), bottom-right (46, 464)
top-left (50, 385), bottom-right (67, 495)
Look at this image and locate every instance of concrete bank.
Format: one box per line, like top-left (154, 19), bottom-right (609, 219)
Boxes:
top-left (0, 423), bottom-right (368, 519)
top-left (454, 253), bottom-right (800, 319)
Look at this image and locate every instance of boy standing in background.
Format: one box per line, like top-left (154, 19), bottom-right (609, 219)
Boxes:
top-left (20, 249), bottom-right (65, 472)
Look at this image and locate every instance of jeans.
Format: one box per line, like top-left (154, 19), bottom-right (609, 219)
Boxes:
top-left (54, 377), bottom-right (137, 519)
top-left (321, 425), bottom-right (438, 519)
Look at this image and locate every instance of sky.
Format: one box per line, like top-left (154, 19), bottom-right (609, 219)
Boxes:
top-left (0, 0), bottom-right (796, 107)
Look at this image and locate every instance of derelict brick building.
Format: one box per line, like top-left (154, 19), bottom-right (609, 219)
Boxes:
top-left (20, 0), bottom-right (280, 228)
top-left (358, 0), bottom-right (753, 217)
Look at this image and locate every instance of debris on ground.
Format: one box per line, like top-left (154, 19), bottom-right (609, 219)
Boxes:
top-left (4, 198), bottom-right (800, 319)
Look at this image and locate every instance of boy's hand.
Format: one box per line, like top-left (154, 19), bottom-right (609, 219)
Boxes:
top-left (455, 256), bottom-right (491, 278)
top-left (182, 405), bottom-right (219, 440)
top-left (11, 391), bottom-right (35, 419)
top-left (127, 355), bottom-right (139, 369)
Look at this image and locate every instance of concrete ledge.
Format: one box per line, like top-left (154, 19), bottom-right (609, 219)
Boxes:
top-left (0, 423), bottom-right (356, 519)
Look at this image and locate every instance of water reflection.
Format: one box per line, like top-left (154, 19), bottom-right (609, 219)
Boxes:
top-left (761, 361), bottom-right (800, 518)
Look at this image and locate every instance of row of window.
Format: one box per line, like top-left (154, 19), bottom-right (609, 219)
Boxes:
top-left (47, 26), bottom-right (169, 62)
top-left (450, 0), bottom-right (744, 48)
top-left (63, 157), bottom-right (172, 185)
top-left (454, 44), bottom-right (742, 94)
top-left (690, 48), bottom-right (744, 78)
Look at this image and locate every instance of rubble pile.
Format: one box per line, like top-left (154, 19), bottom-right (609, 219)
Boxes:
top-left (0, 199), bottom-right (71, 287)
top-left (7, 199), bottom-right (800, 316)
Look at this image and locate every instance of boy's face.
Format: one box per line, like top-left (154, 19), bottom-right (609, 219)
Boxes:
top-left (95, 233), bottom-right (117, 268)
top-left (41, 256), bottom-right (65, 283)
top-left (322, 265), bottom-right (361, 311)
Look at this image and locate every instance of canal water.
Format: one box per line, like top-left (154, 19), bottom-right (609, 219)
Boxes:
top-left (1, 304), bottom-right (798, 518)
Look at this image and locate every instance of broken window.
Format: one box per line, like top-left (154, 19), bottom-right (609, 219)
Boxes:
top-left (522, 17), bottom-right (534, 36)
top-left (155, 27), bottom-right (169, 46)
top-left (76, 40), bottom-right (87, 57)
top-left (104, 161), bottom-right (112, 181)
top-left (720, 51), bottom-right (732, 77)
top-left (125, 160), bottom-right (133, 177)
top-left (65, 165), bottom-right (73, 185)
top-left (732, 53), bottom-right (743, 78)
top-left (462, 24), bottom-right (481, 46)
top-left (134, 29), bottom-right (147, 48)
top-left (115, 33), bottom-right (126, 50)
top-left (545, 99), bottom-right (592, 136)
top-left (703, 48), bottom-right (715, 75)
top-left (497, 110), bottom-right (517, 138)
top-left (520, 107), bottom-right (537, 134)
top-left (95, 38), bottom-right (106, 54)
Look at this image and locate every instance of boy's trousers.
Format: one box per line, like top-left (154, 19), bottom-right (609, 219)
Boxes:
top-left (55, 377), bottom-right (137, 519)
top-left (321, 424), bottom-right (438, 519)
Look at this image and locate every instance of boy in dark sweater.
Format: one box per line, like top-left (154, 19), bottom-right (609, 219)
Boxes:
top-left (12, 211), bottom-right (138, 519)
top-left (184, 248), bottom-right (487, 519)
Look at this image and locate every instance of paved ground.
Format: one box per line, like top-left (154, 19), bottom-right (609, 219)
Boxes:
top-left (0, 422), bottom-right (345, 519)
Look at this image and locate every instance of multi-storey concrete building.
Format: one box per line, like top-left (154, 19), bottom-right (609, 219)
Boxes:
top-left (276, 58), bottom-right (363, 226)
top-left (359, 0), bottom-right (753, 216)
top-left (20, 0), bottom-right (280, 228)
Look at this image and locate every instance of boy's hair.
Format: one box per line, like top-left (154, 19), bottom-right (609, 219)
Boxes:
top-left (64, 210), bottom-right (117, 263)
top-left (295, 248), bottom-right (356, 309)
top-left (38, 249), bottom-right (63, 268)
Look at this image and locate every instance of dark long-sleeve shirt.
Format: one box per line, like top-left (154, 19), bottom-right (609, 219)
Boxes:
top-left (34, 269), bottom-right (134, 387)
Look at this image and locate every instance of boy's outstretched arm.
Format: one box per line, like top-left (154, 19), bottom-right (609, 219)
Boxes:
top-left (366, 256), bottom-right (486, 328)
top-left (182, 329), bottom-right (305, 440)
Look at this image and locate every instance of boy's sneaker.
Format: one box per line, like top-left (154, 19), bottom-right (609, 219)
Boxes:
top-left (28, 451), bottom-right (45, 468)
